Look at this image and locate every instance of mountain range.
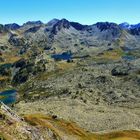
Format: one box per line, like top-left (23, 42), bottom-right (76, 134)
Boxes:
top-left (4, 20), bottom-right (140, 30)
top-left (1, 19), bottom-right (140, 57)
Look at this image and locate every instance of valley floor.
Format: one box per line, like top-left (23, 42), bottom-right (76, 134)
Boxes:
top-left (15, 97), bottom-right (140, 133)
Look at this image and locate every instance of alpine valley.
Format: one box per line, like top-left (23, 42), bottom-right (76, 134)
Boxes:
top-left (0, 19), bottom-right (140, 140)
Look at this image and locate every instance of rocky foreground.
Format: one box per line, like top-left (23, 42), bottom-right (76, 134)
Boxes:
top-left (0, 102), bottom-right (140, 140)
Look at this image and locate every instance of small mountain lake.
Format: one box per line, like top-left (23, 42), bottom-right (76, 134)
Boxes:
top-left (122, 55), bottom-right (136, 61)
top-left (51, 52), bottom-right (72, 60)
top-left (0, 90), bottom-right (17, 104)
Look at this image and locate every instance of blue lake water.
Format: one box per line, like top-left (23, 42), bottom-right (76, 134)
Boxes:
top-left (122, 55), bottom-right (136, 61)
top-left (51, 52), bottom-right (72, 60)
top-left (0, 90), bottom-right (17, 104)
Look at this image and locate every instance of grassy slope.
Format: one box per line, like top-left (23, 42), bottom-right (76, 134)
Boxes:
top-left (24, 114), bottom-right (140, 140)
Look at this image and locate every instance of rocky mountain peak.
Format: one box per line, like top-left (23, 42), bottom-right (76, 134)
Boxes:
top-left (119, 22), bottom-right (131, 29)
top-left (51, 18), bottom-right (71, 34)
top-left (23, 20), bottom-right (43, 26)
top-left (47, 18), bottom-right (60, 26)
top-left (5, 23), bottom-right (20, 30)
top-left (95, 22), bottom-right (120, 31)
top-left (57, 18), bottom-right (71, 28)
top-left (70, 21), bottom-right (87, 30)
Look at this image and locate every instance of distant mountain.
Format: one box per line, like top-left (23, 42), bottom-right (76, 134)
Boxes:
top-left (5, 23), bottom-right (20, 30)
top-left (22, 20), bottom-right (43, 26)
top-left (119, 22), bottom-right (140, 30)
top-left (70, 21), bottom-right (87, 30)
top-left (119, 23), bottom-right (140, 35)
top-left (47, 18), bottom-right (60, 26)
top-left (51, 18), bottom-right (71, 34)
top-left (132, 23), bottom-right (140, 28)
top-left (1, 19), bottom-right (140, 53)
top-left (95, 22), bottom-right (120, 31)
top-left (129, 26), bottom-right (140, 35)
top-left (119, 22), bottom-right (131, 29)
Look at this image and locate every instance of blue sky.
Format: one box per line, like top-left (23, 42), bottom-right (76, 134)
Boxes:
top-left (0, 0), bottom-right (140, 25)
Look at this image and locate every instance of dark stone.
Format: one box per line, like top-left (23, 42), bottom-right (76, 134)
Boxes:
top-left (13, 58), bottom-right (27, 68)
top-left (67, 59), bottom-right (73, 63)
top-left (111, 66), bottom-right (129, 76)
top-left (52, 115), bottom-right (57, 119)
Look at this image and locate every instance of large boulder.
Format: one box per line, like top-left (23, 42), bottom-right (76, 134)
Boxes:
top-left (111, 65), bottom-right (129, 76)
top-left (13, 58), bottom-right (27, 69)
